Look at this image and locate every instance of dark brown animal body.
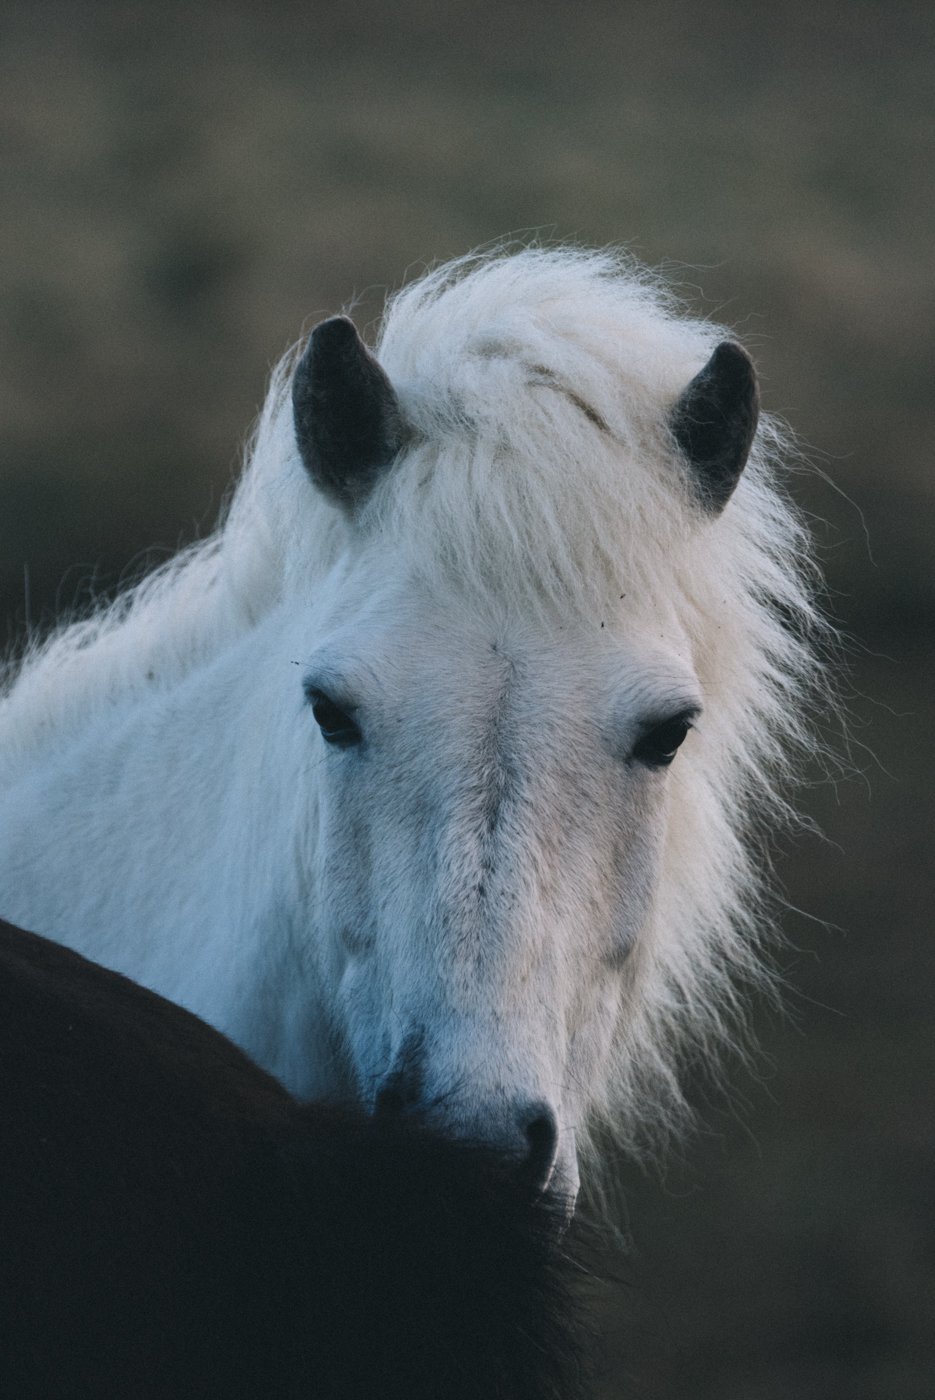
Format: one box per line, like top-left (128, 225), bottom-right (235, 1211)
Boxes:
top-left (0, 917), bottom-right (585, 1400)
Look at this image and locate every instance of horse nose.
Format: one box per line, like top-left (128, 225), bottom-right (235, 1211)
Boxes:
top-left (517, 1101), bottom-right (560, 1193)
top-left (375, 1070), bottom-right (561, 1194)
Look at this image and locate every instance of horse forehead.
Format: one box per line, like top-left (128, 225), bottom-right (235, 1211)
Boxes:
top-left (318, 579), bottom-right (697, 715)
top-left (391, 611), bottom-right (695, 711)
top-left (381, 624), bottom-right (598, 724)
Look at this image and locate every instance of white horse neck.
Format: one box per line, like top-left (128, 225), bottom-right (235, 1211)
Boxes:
top-left (0, 604), bottom-right (338, 1098)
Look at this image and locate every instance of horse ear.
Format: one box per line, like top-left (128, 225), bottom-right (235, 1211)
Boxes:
top-left (670, 341), bottom-right (759, 514)
top-left (292, 316), bottom-right (405, 513)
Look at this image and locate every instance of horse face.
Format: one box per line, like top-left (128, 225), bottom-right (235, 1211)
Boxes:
top-left (300, 579), bottom-right (702, 1210)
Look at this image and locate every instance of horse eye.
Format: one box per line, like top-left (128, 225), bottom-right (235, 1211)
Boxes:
top-left (631, 712), bottom-right (695, 768)
top-left (305, 688), bottom-right (361, 749)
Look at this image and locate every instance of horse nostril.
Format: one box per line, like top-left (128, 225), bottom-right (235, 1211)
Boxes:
top-left (374, 1032), bottom-right (425, 1118)
top-left (374, 1083), bottom-right (407, 1117)
top-left (520, 1104), bottom-right (559, 1193)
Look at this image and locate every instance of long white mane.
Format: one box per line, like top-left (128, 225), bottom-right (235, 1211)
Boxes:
top-left (0, 248), bottom-right (826, 1162)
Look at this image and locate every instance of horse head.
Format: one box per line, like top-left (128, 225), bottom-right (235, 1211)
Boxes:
top-left (288, 308), bottom-right (759, 1210)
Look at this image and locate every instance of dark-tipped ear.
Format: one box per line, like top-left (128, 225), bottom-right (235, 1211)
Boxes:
top-left (292, 316), bottom-right (404, 513)
top-left (670, 341), bottom-right (759, 514)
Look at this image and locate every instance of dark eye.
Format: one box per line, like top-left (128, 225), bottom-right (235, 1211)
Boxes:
top-left (631, 712), bottom-right (695, 768)
top-left (306, 687), bottom-right (361, 749)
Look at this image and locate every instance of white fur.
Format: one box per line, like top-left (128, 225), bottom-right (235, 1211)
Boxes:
top-left (0, 248), bottom-right (826, 1204)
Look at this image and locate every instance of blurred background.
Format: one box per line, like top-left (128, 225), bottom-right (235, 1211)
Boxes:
top-left (1, 2), bottom-right (931, 1395)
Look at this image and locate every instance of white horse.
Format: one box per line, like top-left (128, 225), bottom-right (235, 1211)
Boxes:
top-left (0, 249), bottom-right (822, 1209)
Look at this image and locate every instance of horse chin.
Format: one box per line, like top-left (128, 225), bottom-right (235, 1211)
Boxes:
top-left (537, 1182), bottom-right (578, 1237)
top-left (543, 1148), bottom-right (580, 1230)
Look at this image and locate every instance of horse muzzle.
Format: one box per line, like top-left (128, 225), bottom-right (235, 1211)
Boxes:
top-left (375, 1063), bottom-right (578, 1206)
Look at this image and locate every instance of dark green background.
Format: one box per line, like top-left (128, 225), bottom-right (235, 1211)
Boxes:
top-left (2, 4), bottom-right (932, 1395)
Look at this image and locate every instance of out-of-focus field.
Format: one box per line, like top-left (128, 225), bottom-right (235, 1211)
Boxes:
top-left (1, 3), bottom-right (932, 1396)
